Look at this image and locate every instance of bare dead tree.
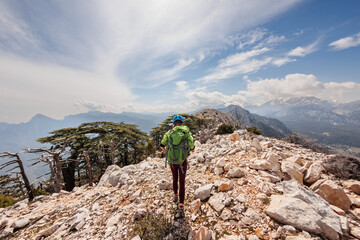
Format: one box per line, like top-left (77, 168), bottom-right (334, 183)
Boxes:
top-left (27, 144), bottom-right (68, 193)
top-left (0, 152), bottom-right (35, 201)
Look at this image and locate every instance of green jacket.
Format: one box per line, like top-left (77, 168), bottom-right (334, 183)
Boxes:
top-left (161, 125), bottom-right (195, 164)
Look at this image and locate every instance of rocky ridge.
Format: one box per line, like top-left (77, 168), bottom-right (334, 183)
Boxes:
top-left (1, 130), bottom-right (360, 239)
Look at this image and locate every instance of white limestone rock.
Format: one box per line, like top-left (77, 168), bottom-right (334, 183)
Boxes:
top-left (266, 180), bottom-right (345, 240)
top-left (194, 184), bottom-right (214, 201)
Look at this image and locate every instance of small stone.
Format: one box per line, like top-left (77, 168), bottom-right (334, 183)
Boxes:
top-left (214, 167), bottom-right (224, 175)
top-left (229, 133), bottom-right (240, 142)
top-left (218, 181), bottom-right (233, 192)
top-left (224, 163), bottom-right (232, 172)
top-left (130, 189), bottom-right (142, 202)
top-left (190, 199), bottom-right (201, 213)
top-left (215, 159), bottom-right (225, 168)
top-left (159, 179), bottom-right (172, 190)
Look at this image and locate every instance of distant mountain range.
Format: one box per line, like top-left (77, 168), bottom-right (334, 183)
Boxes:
top-left (247, 96), bottom-right (360, 148)
top-left (218, 105), bottom-right (292, 138)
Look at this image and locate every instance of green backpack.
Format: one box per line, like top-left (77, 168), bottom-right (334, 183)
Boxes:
top-left (165, 129), bottom-right (190, 172)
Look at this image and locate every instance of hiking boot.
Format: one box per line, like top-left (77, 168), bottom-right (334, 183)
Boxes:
top-left (173, 195), bottom-right (179, 203)
top-left (175, 207), bottom-right (185, 219)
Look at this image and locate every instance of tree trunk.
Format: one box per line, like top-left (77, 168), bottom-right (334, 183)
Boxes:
top-left (53, 154), bottom-right (64, 193)
top-left (77, 167), bottom-right (81, 187)
top-left (15, 155), bottom-right (34, 201)
top-left (84, 151), bottom-right (93, 187)
top-left (62, 161), bottom-right (75, 191)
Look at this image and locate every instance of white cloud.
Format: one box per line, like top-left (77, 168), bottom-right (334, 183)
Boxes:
top-left (0, 0), bottom-right (304, 122)
top-left (272, 57), bottom-right (296, 67)
top-left (198, 48), bottom-right (272, 83)
top-left (237, 28), bottom-right (267, 49)
top-left (147, 58), bottom-right (195, 87)
top-left (288, 40), bottom-right (319, 57)
top-left (242, 73), bottom-right (360, 103)
top-left (70, 73), bottom-right (360, 115)
top-left (0, 55), bottom-right (133, 122)
top-left (175, 81), bottom-right (189, 91)
top-left (329, 32), bottom-right (360, 50)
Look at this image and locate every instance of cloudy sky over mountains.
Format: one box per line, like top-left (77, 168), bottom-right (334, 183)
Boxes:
top-left (0, 0), bottom-right (359, 122)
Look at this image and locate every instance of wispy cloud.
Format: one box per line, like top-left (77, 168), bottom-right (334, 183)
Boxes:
top-left (0, 0), bottom-right (303, 121)
top-left (288, 40), bottom-right (319, 57)
top-left (272, 57), bottom-right (296, 67)
top-left (329, 32), bottom-right (360, 50)
top-left (237, 28), bottom-right (267, 49)
top-left (198, 48), bottom-right (272, 83)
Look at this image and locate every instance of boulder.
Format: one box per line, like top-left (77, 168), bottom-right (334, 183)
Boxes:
top-left (249, 159), bottom-right (272, 171)
top-left (98, 165), bottom-right (122, 186)
top-left (304, 161), bottom-right (324, 184)
top-left (194, 184), bottom-right (214, 201)
top-left (310, 180), bottom-right (351, 211)
top-left (286, 155), bottom-right (305, 166)
top-left (227, 168), bottom-right (245, 178)
top-left (258, 171), bottom-right (281, 183)
top-left (281, 161), bottom-right (303, 185)
top-left (12, 218), bottom-right (30, 229)
top-left (208, 193), bottom-right (226, 213)
top-left (342, 180), bottom-right (360, 195)
top-left (266, 180), bottom-right (345, 240)
top-left (68, 207), bottom-right (90, 231)
top-left (251, 138), bottom-right (262, 152)
top-left (267, 154), bottom-right (281, 173)
top-left (194, 226), bottom-right (213, 240)
top-left (220, 208), bottom-right (234, 221)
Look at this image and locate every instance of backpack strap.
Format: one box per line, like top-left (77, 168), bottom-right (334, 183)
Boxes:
top-left (164, 129), bottom-right (174, 168)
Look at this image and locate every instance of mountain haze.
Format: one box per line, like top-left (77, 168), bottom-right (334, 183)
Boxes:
top-left (248, 97), bottom-right (360, 148)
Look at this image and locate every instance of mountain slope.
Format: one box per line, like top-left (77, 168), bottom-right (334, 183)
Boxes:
top-left (2, 131), bottom-right (359, 239)
top-left (218, 105), bottom-right (292, 138)
top-left (248, 97), bottom-right (360, 148)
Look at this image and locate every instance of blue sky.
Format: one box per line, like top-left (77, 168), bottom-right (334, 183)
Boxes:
top-left (0, 0), bottom-right (359, 123)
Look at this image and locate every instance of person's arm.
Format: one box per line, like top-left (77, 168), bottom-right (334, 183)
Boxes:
top-left (186, 132), bottom-right (195, 151)
top-left (160, 131), bottom-right (169, 153)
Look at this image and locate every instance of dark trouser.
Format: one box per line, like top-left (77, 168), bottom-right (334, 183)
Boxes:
top-left (170, 160), bottom-right (187, 204)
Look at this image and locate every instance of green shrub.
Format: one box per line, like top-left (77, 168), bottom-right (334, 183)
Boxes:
top-left (0, 194), bottom-right (15, 208)
top-left (247, 126), bottom-right (262, 135)
top-left (216, 124), bottom-right (235, 134)
top-left (133, 211), bottom-right (172, 240)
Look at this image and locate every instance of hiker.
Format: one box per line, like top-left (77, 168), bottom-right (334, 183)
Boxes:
top-left (160, 115), bottom-right (195, 218)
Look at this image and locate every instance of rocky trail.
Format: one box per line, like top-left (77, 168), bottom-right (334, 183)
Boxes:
top-left (1, 130), bottom-right (360, 240)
